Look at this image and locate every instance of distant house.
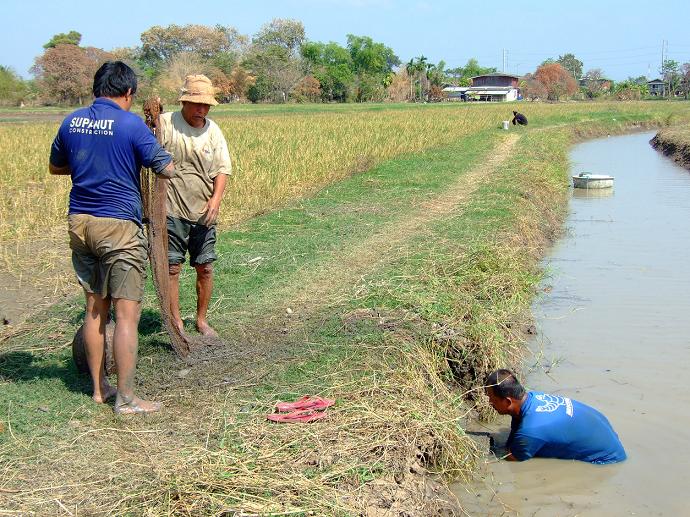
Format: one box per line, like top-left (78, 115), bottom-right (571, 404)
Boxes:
top-left (648, 79), bottom-right (666, 96)
top-left (471, 73), bottom-right (520, 88)
top-left (443, 73), bottom-right (520, 102)
top-left (442, 86), bottom-right (470, 101)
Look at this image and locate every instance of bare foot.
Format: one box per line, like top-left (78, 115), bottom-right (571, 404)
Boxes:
top-left (114, 395), bottom-right (162, 415)
top-left (196, 320), bottom-right (218, 337)
top-left (172, 318), bottom-right (185, 335)
top-left (92, 382), bottom-right (117, 404)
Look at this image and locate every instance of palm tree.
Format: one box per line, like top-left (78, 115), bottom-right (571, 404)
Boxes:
top-left (406, 59), bottom-right (415, 101)
top-left (413, 55), bottom-right (428, 101)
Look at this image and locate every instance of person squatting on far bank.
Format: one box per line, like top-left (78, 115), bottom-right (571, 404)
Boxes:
top-left (512, 111), bottom-right (528, 126)
top-left (49, 61), bottom-right (175, 415)
top-left (485, 369), bottom-right (626, 463)
top-left (160, 74), bottom-right (231, 338)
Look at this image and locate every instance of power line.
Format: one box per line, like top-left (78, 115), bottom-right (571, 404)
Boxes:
top-left (508, 45), bottom-right (660, 57)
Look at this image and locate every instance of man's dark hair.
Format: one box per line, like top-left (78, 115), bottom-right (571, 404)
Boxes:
top-left (485, 369), bottom-right (526, 399)
top-left (92, 61), bottom-right (137, 98)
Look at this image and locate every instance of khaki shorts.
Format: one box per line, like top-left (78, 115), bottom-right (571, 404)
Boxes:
top-left (68, 214), bottom-right (148, 302)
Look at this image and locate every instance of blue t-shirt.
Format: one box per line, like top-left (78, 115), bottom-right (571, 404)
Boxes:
top-left (509, 391), bottom-right (626, 464)
top-left (50, 98), bottom-right (171, 224)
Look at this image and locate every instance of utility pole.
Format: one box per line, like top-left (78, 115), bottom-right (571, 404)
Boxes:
top-left (661, 39), bottom-right (667, 96)
top-left (502, 49), bottom-right (508, 73)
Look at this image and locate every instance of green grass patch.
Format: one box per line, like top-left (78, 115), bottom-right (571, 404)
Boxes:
top-left (1, 108), bottom-right (688, 514)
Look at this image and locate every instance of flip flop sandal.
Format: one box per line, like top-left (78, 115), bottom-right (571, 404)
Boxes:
top-left (266, 409), bottom-right (328, 423)
top-left (275, 396), bottom-right (335, 412)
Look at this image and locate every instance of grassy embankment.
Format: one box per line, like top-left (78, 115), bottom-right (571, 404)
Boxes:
top-left (1, 102), bottom-right (690, 514)
top-left (650, 125), bottom-right (690, 170)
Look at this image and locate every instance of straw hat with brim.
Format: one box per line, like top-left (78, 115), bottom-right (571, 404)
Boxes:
top-left (178, 74), bottom-right (219, 106)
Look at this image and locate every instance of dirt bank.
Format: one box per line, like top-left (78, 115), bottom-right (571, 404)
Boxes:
top-left (650, 127), bottom-right (690, 170)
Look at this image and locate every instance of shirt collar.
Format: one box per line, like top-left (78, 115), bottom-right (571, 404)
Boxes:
top-left (93, 97), bottom-right (124, 110)
top-left (520, 391), bottom-right (535, 417)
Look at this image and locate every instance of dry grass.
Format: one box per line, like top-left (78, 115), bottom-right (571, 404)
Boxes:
top-left (1, 108), bottom-right (674, 515)
top-left (1, 105), bottom-right (499, 304)
top-left (1, 100), bottom-right (680, 296)
top-left (0, 339), bottom-right (480, 515)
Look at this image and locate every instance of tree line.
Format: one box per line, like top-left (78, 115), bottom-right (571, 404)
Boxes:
top-left (1, 20), bottom-right (496, 106)
top-left (2, 21), bottom-right (690, 106)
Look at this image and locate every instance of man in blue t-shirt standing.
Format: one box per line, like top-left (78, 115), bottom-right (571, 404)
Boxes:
top-left (49, 61), bottom-right (174, 415)
top-left (485, 369), bottom-right (626, 464)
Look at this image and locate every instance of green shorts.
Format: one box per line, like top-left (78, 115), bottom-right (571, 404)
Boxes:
top-left (68, 214), bottom-right (148, 302)
top-left (167, 216), bottom-right (217, 267)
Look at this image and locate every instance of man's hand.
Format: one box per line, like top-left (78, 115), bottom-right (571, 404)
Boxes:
top-left (201, 173), bottom-right (227, 225)
top-left (201, 197), bottom-right (222, 225)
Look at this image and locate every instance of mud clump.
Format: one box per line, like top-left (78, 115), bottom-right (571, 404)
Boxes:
top-left (72, 321), bottom-right (116, 375)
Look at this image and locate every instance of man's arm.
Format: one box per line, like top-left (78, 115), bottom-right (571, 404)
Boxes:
top-left (49, 129), bottom-right (70, 175)
top-left (158, 161), bottom-right (175, 178)
top-left (505, 433), bottom-right (542, 462)
top-left (201, 173), bottom-right (227, 225)
top-left (49, 161), bottom-right (71, 175)
top-left (504, 419), bottom-right (520, 461)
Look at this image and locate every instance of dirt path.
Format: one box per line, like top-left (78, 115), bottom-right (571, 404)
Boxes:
top-left (0, 236), bottom-right (76, 341)
top-left (1, 134), bottom-right (519, 349)
top-left (277, 133), bottom-right (521, 313)
top-left (0, 271), bottom-right (56, 328)
top-left (0, 132), bottom-right (524, 516)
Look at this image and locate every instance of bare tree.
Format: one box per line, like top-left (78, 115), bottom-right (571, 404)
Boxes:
top-left (534, 63), bottom-right (577, 100)
top-left (520, 73), bottom-right (548, 101)
top-left (157, 52), bottom-right (207, 101)
top-left (582, 68), bottom-right (610, 98)
top-left (140, 24), bottom-right (247, 74)
top-left (32, 44), bottom-right (112, 105)
top-left (245, 19), bottom-right (306, 102)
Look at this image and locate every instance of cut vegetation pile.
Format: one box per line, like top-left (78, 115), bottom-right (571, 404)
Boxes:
top-left (2, 102), bottom-right (690, 515)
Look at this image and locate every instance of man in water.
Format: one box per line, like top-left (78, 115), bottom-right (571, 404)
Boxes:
top-left (49, 61), bottom-right (174, 415)
top-left (485, 369), bottom-right (626, 463)
top-left (160, 74), bottom-right (231, 337)
top-left (512, 111), bottom-right (528, 125)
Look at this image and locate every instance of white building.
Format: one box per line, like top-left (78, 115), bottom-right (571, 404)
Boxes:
top-left (443, 74), bottom-right (521, 102)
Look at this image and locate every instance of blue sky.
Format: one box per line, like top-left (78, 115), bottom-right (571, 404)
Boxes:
top-left (2, 0), bottom-right (689, 81)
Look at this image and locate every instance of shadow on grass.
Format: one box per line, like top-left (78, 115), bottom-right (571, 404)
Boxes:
top-left (0, 309), bottom-right (169, 400)
top-left (139, 308), bottom-right (164, 335)
top-left (0, 350), bottom-right (91, 396)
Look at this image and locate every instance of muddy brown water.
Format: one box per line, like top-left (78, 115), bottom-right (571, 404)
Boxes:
top-left (454, 132), bottom-right (690, 516)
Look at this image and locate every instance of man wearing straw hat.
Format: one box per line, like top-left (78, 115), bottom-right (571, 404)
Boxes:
top-left (160, 74), bottom-right (231, 337)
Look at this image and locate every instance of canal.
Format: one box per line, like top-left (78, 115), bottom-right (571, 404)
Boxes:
top-left (455, 131), bottom-right (690, 516)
